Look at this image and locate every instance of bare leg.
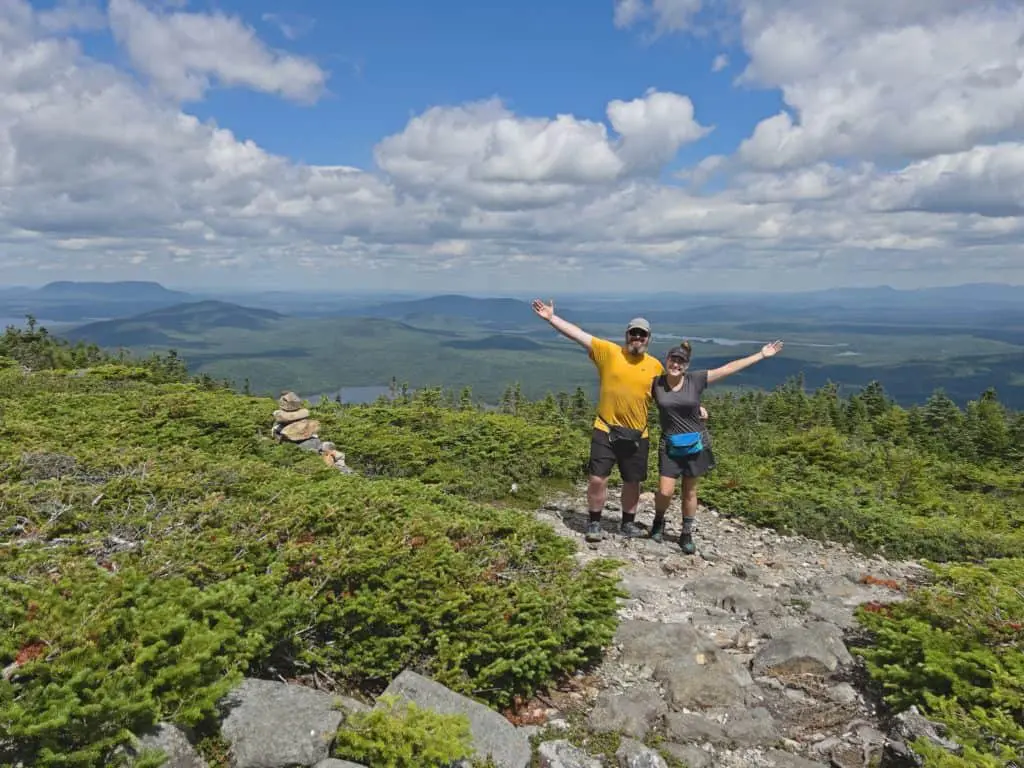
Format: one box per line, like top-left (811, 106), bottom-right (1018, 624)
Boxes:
top-left (651, 475), bottom-right (676, 541)
top-left (585, 475), bottom-right (609, 541)
top-left (680, 477), bottom-right (699, 554)
top-left (586, 475), bottom-right (608, 515)
top-left (620, 480), bottom-right (641, 519)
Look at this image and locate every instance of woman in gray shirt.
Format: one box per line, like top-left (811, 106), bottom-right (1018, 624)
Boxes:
top-left (650, 339), bottom-right (783, 553)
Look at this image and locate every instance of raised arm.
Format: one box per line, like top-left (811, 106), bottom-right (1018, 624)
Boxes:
top-left (707, 340), bottom-right (783, 385)
top-left (531, 299), bottom-right (594, 351)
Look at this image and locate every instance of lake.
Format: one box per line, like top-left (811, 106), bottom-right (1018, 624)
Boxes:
top-left (309, 385), bottom-right (396, 404)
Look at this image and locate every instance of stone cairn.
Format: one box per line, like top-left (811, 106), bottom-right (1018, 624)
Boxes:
top-left (271, 391), bottom-right (354, 474)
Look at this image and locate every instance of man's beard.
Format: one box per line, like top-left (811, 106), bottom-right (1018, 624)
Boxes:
top-left (627, 340), bottom-right (648, 355)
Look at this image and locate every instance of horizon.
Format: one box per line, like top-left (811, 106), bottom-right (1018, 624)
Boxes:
top-left (3, 1), bottom-right (1024, 292)
top-left (4, 278), bottom-right (1024, 300)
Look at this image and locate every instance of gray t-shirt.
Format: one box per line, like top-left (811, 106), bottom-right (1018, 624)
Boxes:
top-left (651, 370), bottom-right (711, 445)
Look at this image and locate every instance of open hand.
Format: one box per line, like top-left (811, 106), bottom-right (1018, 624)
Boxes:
top-left (761, 340), bottom-right (784, 358)
top-left (531, 299), bottom-right (555, 321)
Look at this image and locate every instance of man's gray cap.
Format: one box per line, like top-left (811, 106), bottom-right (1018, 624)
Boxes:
top-left (626, 317), bottom-right (651, 333)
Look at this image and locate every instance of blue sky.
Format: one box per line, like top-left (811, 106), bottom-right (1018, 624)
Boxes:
top-left (2, 0), bottom-right (1023, 293)
top-left (113, 0), bottom-right (781, 170)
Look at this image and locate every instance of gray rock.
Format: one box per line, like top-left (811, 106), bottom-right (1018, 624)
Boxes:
top-left (614, 620), bottom-right (715, 667)
top-left (619, 574), bottom-right (670, 603)
top-left (379, 669), bottom-right (530, 768)
top-left (653, 648), bottom-right (754, 710)
top-left (123, 723), bottom-right (207, 768)
top-left (586, 683), bottom-right (666, 739)
top-left (722, 706), bottom-right (781, 747)
top-left (537, 739), bottom-right (602, 768)
top-left (615, 737), bottom-right (667, 768)
top-left (296, 437), bottom-right (323, 452)
top-left (220, 678), bottom-right (366, 768)
top-left (518, 724), bottom-right (543, 740)
top-left (807, 600), bottom-right (857, 629)
top-left (751, 622), bottom-right (853, 677)
top-left (763, 748), bottom-right (829, 767)
top-left (684, 576), bottom-right (767, 617)
top-left (687, 615), bottom-right (744, 649)
top-left (851, 722), bottom-right (886, 747)
top-left (890, 705), bottom-right (962, 756)
top-left (313, 761), bottom-right (368, 768)
top-left (659, 742), bottom-right (713, 768)
top-left (826, 682), bottom-right (858, 704)
top-left (814, 576), bottom-right (888, 607)
top-left (664, 707), bottom-right (780, 748)
top-left (663, 711), bottom-right (726, 744)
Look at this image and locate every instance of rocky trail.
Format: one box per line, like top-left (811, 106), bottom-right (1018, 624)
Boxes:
top-left (108, 485), bottom-right (963, 768)
top-left (525, 488), bottom-right (956, 768)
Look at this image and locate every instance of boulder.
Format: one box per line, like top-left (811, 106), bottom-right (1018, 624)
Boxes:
top-left (615, 737), bottom-right (667, 768)
top-left (720, 706), bottom-right (780, 747)
top-left (122, 723), bottom-right (207, 768)
top-left (653, 648), bottom-right (754, 710)
top-left (683, 576), bottom-right (768, 618)
top-left (614, 620), bottom-right (715, 668)
top-left (763, 749), bottom-right (829, 767)
top-left (663, 712), bottom-right (726, 744)
top-left (378, 670), bottom-right (530, 768)
top-left (886, 705), bottom-right (962, 763)
top-left (219, 678), bottom-right (367, 768)
top-left (659, 742), bottom-right (713, 768)
top-left (586, 683), bottom-right (666, 739)
top-left (537, 740), bottom-right (602, 768)
top-left (751, 622), bottom-right (853, 677)
top-left (664, 707), bottom-right (780, 748)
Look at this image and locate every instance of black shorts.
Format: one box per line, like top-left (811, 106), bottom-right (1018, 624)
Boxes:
top-left (588, 428), bottom-right (650, 483)
top-left (658, 442), bottom-right (716, 479)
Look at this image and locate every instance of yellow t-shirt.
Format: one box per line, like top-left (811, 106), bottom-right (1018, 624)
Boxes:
top-left (589, 337), bottom-right (665, 438)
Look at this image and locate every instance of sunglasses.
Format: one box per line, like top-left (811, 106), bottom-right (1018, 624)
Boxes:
top-left (628, 329), bottom-right (649, 339)
top-left (667, 356), bottom-right (688, 365)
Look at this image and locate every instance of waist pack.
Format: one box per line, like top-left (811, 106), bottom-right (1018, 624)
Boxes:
top-left (666, 431), bottom-right (703, 459)
top-left (598, 415), bottom-right (643, 450)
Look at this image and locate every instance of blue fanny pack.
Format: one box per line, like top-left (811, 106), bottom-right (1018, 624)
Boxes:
top-left (665, 431), bottom-right (703, 458)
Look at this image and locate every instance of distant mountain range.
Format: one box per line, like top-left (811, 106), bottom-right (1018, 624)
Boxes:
top-left (62, 301), bottom-right (284, 347)
top-left (0, 280), bottom-right (197, 325)
top-left (32, 280), bottom-right (191, 302)
top-left (43, 284), bottom-right (1024, 408)
top-left (340, 294), bottom-right (532, 326)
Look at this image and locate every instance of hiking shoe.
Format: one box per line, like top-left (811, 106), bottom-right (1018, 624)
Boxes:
top-left (679, 533), bottom-right (697, 555)
top-left (584, 521), bottom-right (604, 542)
top-left (648, 518), bottom-right (665, 543)
top-left (620, 520), bottom-right (645, 538)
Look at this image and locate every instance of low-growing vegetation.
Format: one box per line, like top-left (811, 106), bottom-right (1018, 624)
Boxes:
top-left (1, 320), bottom-right (1021, 766)
top-left (332, 695), bottom-right (474, 767)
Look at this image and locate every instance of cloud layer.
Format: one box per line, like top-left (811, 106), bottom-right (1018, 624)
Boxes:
top-left (1, 0), bottom-right (1023, 290)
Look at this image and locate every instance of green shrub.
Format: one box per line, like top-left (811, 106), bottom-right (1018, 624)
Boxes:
top-left (0, 375), bottom-right (621, 766)
top-left (332, 694), bottom-right (473, 768)
top-left (0, 565), bottom-right (296, 767)
top-left (854, 558), bottom-right (1024, 766)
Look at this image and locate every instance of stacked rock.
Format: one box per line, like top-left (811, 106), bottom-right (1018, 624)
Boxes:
top-left (271, 391), bottom-right (321, 452)
top-left (320, 441), bottom-right (355, 475)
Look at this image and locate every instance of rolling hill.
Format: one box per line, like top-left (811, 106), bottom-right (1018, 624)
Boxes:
top-left (63, 301), bottom-right (286, 347)
top-left (33, 280), bottom-right (191, 302)
top-left (0, 280), bottom-right (197, 325)
top-left (351, 294), bottom-right (533, 326)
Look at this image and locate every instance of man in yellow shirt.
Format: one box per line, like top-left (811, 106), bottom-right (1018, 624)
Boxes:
top-left (532, 298), bottom-right (664, 542)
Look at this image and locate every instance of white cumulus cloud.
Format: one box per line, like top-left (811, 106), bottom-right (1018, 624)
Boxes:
top-left (1, 0), bottom-right (1024, 291)
top-left (107, 0), bottom-right (327, 102)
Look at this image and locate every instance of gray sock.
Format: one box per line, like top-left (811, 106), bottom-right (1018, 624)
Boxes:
top-left (681, 517), bottom-right (695, 535)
